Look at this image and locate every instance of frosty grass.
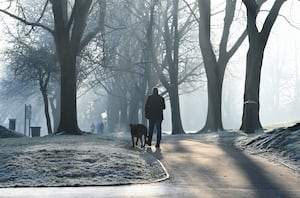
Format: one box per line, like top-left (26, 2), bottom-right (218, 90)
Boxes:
top-left (0, 134), bottom-right (166, 187)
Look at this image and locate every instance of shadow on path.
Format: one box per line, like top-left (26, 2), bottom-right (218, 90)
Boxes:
top-left (219, 143), bottom-right (294, 198)
top-left (147, 135), bottom-right (299, 198)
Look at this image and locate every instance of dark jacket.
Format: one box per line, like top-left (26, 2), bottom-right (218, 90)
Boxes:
top-left (145, 93), bottom-right (166, 120)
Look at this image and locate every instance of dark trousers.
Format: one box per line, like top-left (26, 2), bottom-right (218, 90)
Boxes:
top-left (148, 119), bottom-right (162, 145)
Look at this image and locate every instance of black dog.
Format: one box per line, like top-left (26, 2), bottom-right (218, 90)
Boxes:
top-left (129, 124), bottom-right (147, 148)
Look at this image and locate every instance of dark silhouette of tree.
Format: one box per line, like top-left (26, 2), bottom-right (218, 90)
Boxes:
top-left (51, 0), bottom-right (106, 134)
top-left (0, 0), bottom-right (106, 134)
top-left (7, 44), bottom-right (57, 134)
top-left (151, 0), bottom-right (200, 134)
top-left (240, 0), bottom-right (287, 133)
top-left (196, 0), bottom-right (247, 132)
top-left (161, 0), bottom-right (185, 134)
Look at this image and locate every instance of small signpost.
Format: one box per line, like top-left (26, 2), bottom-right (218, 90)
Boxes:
top-left (24, 104), bottom-right (32, 136)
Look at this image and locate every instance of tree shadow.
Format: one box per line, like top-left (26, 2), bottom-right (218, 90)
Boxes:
top-left (147, 134), bottom-right (298, 197)
top-left (217, 133), bottom-right (295, 198)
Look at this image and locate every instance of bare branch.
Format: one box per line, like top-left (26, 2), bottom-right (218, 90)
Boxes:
top-left (26, 0), bottom-right (50, 35)
top-left (260, 10), bottom-right (300, 31)
top-left (0, 8), bottom-right (54, 35)
top-left (178, 63), bottom-right (202, 85)
top-left (260, 0), bottom-right (287, 41)
top-left (80, 0), bottom-right (106, 51)
top-left (182, 0), bottom-right (199, 24)
top-left (227, 29), bottom-right (247, 58)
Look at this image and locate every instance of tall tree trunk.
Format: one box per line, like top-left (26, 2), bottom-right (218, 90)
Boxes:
top-left (128, 95), bottom-right (139, 125)
top-left (169, 85), bottom-right (185, 134)
top-left (240, 41), bottom-right (264, 132)
top-left (107, 94), bottom-right (119, 132)
top-left (144, 0), bottom-right (158, 120)
top-left (203, 70), bottom-right (224, 132)
top-left (240, 0), bottom-right (286, 133)
top-left (197, 0), bottom-right (246, 132)
top-left (51, 0), bottom-right (93, 134)
top-left (171, 0), bottom-right (184, 134)
top-left (119, 97), bottom-right (128, 130)
top-left (163, 0), bottom-right (185, 134)
top-left (198, 0), bottom-right (223, 132)
top-left (41, 88), bottom-right (53, 134)
top-left (141, 96), bottom-right (147, 125)
top-left (39, 69), bottom-right (53, 135)
top-left (56, 57), bottom-right (80, 133)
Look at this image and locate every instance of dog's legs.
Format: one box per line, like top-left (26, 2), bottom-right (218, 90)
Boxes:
top-left (131, 135), bottom-right (135, 147)
top-left (142, 135), bottom-right (145, 148)
top-left (140, 136), bottom-right (144, 148)
top-left (136, 137), bottom-right (139, 146)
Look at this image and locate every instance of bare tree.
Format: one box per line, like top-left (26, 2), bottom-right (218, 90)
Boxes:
top-left (5, 40), bottom-right (58, 134)
top-left (150, 0), bottom-right (200, 134)
top-left (0, 0), bottom-right (106, 134)
top-left (160, 0), bottom-right (185, 134)
top-left (240, 0), bottom-right (287, 133)
top-left (87, 0), bottom-right (147, 131)
top-left (196, 0), bottom-right (247, 132)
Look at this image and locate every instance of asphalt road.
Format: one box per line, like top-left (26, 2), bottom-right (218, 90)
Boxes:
top-left (1, 135), bottom-right (300, 198)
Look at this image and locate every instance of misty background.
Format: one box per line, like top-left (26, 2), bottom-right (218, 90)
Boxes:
top-left (0, 0), bottom-right (299, 136)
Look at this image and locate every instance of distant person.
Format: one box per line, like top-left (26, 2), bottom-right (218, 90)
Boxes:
top-left (90, 123), bottom-right (95, 133)
top-left (96, 120), bottom-right (104, 134)
top-left (145, 87), bottom-right (166, 148)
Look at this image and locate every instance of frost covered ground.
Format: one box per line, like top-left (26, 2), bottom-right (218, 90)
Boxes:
top-left (235, 124), bottom-right (300, 173)
top-left (0, 131), bottom-right (167, 187)
top-left (194, 123), bottom-right (300, 174)
top-left (0, 122), bottom-right (299, 188)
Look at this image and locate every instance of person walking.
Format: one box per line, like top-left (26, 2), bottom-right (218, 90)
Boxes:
top-left (145, 87), bottom-right (166, 148)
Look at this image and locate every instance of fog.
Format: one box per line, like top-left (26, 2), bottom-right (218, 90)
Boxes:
top-left (0, 0), bottom-right (300, 136)
top-left (163, 1), bottom-right (300, 132)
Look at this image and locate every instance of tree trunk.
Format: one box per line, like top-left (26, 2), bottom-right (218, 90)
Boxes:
top-left (107, 94), bottom-right (119, 132)
top-left (56, 57), bottom-right (80, 133)
top-left (201, 70), bottom-right (224, 132)
top-left (128, 95), bottom-right (139, 125)
top-left (240, 0), bottom-right (286, 133)
top-left (164, 0), bottom-right (185, 135)
top-left (51, 0), bottom-right (93, 134)
top-left (198, 0), bottom-right (224, 132)
top-left (144, 0), bottom-right (158, 126)
top-left (41, 88), bottom-right (53, 134)
top-left (169, 86), bottom-right (185, 134)
top-left (240, 42), bottom-right (264, 132)
top-left (141, 96), bottom-right (147, 125)
top-left (119, 97), bottom-right (128, 131)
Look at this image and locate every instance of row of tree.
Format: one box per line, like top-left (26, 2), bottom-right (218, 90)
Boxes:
top-left (0, 0), bottom-right (297, 135)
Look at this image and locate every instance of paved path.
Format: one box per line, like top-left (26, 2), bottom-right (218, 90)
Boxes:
top-left (1, 135), bottom-right (300, 198)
